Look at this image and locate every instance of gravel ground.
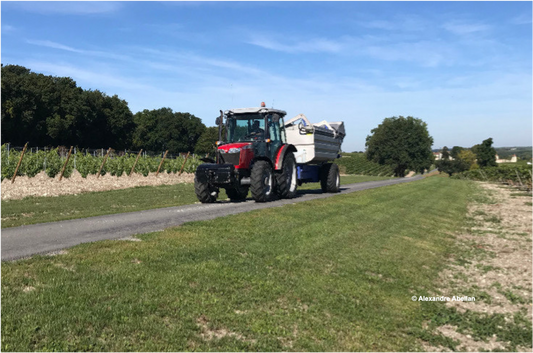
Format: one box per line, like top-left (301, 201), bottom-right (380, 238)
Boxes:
top-left (1, 171), bottom-right (194, 200)
top-left (423, 182), bottom-right (532, 352)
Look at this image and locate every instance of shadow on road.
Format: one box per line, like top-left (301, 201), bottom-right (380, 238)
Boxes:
top-left (200, 186), bottom-right (351, 205)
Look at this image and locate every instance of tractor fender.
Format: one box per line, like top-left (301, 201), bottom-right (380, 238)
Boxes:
top-left (274, 144), bottom-right (298, 171)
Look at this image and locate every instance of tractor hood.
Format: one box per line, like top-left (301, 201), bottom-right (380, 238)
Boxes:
top-left (218, 142), bottom-right (252, 153)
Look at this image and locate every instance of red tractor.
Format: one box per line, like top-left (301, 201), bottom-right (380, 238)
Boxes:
top-left (195, 104), bottom-right (299, 203)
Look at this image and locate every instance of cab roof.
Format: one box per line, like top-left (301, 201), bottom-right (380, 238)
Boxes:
top-left (225, 107), bottom-right (287, 117)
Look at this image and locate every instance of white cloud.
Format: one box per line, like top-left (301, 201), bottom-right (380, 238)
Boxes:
top-left (357, 15), bottom-right (428, 32)
top-left (6, 2), bottom-right (122, 15)
top-left (357, 20), bottom-right (396, 30)
top-left (246, 32), bottom-right (456, 67)
top-left (26, 39), bottom-right (131, 61)
top-left (158, 0), bottom-right (288, 7)
top-left (133, 47), bottom-right (268, 78)
top-left (24, 61), bottom-right (151, 92)
top-left (510, 13), bottom-right (532, 25)
top-left (442, 21), bottom-right (491, 35)
top-left (247, 34), bottom-right (347, 54)
top-left (26, 40), bottom-right (84, 53)
top-left (158, 2), bottom-right (207, 8)
top-left (363, 40), bottom-right (455, 67)
top-left (2, 24), bottom-right (16, 32)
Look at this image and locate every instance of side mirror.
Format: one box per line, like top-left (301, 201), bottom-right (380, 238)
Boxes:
top-left (215, 117), bottom-right (221, 125)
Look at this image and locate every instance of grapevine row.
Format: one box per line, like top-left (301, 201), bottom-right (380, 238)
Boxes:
top-left (452, 164), bottom-right (532, 186)
top-left (1, 145), bottom-right (202, 181)
top-left (336, 153), bottom-right (395, 177)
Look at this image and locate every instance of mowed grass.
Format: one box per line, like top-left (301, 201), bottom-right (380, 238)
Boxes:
top-left (1, 174), bottom-right (392, 228)
top-left (2, 176), bottom-right (474, 351)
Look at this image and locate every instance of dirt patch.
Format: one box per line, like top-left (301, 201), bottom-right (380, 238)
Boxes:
top-left (423, 182), bottom-right (532, 351)
top-left (424, 169), bottom-right (441, 177)
top-left (196, 315), bottom-right (256, 344)
top-left (1, 170), bottom-right (194, 200)
top-left (22, 286), bottom-right (36, 293)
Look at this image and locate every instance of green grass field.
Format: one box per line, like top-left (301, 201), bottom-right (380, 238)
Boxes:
top-left (1, 175), bottom-right (392, 228)
top-left (2, 176), bottom-right (484, 351)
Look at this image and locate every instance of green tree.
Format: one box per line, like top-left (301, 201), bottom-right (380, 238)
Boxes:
top-left (1, 64), bottom-right (135, 149)
top-left (194, 126), bottom-right (220, 155)
top-left (133, 108), bottom-right (206, 154)
top-left (436, 146), bottom-right (452, 175)
top-left (365, 116), bottom-right (434, 177)
top-left (441, 146), bottom-right (450, 160)
top-left (437, 146), bottom-right (472, 176)
top-left (457, 150), bottom-right (477, 170)
top-left (474, 138), bottom-right (497, 168)
top-left (450, 146), bottom-right (464, 159)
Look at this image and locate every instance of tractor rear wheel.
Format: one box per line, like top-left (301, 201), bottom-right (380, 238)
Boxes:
top-left (251, 160), bottom-right (274, 202)
top-left (320, 163), bottom-right (340, 193)
top-left (276, 153), bottom-right (298, 199)
top-left (194, 177), bottom-right (219, 203)
top-left (226, 184), bottom-right (249, 201)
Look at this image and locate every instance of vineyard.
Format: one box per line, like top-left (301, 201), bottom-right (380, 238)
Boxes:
top-left (1, 144), bottom-right (202, 181)
top-left (336, 152), bottom-right (395, 177)
top-left (452, 164), bottom-right (533, 190)
top-left (2, 146), bottom-right (397, 181)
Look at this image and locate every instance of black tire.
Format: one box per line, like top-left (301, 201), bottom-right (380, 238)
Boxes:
top-left (194, 176), bottom-right (219, 203)
top-left (226, 184), bottom-right (249, 201)
top-left (276, 152), bottom-right (298, 199)
top-left (320, 163), bottom-right (340, 193)
top-left (250, 160), bottom-right (274, 202)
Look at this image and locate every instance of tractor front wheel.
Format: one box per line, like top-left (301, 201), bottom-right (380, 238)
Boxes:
top-left (276, 153), bottom-right (298, 199)
top-left (194, 177), bottom-right (219, 203)
top-left (251, 160), bottom-right (274, 202)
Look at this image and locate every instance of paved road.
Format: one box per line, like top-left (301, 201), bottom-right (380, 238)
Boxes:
top-left (2, 176), bottom-right (424, 261)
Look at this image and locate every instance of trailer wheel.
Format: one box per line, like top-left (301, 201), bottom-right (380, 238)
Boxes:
top-left (226, 184), bottom-right (249, 201)
top-left (320, 163), bottom-right (340, 193)
top-left (276, 153), bottom-right (298, 199)
top-left (251, 160), bottom-right (274, 202)
top-left (194, 177), bottom-right (219, 203)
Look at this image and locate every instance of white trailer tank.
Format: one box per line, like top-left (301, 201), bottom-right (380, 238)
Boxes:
top-left (285, 114), bottom-right (345, 165)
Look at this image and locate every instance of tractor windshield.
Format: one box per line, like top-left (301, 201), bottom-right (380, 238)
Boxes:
top-left (226, 114), bottom-right (266, 143)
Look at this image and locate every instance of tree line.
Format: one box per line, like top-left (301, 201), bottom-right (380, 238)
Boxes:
top-left (363, 116), bottom-right (512, 179)
top-left (435, 138), bottom-right (501, 176)
top-left (1, 64), bottom-right (218, 154)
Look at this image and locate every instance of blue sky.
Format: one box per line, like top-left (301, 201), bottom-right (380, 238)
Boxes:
top-left (1, 1), bottom-right (531, 152)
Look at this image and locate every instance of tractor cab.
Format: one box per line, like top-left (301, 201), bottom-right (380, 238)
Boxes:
top-left (216, 105), bottom-right (287, 168)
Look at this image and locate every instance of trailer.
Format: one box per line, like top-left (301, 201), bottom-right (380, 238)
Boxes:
top-left (194, 103), bottom-right (346, 203)
top-left (284, 114), bottom-right (345, 187)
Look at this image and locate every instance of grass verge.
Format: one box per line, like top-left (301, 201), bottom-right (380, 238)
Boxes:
top-left (1, 175), bottom-right (391, 228)
top-left (3, 176), bottom-right (474, 351)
